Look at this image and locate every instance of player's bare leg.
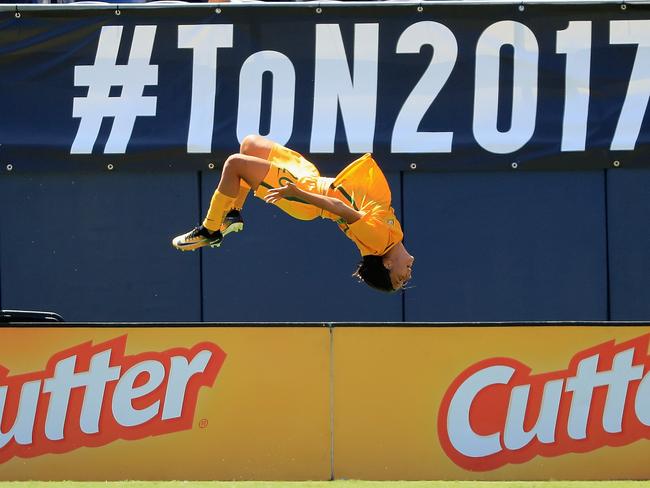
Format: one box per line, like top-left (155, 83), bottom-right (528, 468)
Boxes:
top-left (172, 135), bottom-right (274, 251)
top-left (221, 133), bottom-right (275, 218)
top-left (240, 134), bottom-right (274, 160)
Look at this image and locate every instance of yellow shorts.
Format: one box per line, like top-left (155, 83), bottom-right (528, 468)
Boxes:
top-left (254, 144), bottom-right (323, 221)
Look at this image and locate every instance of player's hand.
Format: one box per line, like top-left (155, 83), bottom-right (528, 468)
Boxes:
top-left (264, 182), bottom-right (299, 204)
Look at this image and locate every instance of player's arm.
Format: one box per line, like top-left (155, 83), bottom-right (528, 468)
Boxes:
top-left (264, 182), bottom-right (363, 223)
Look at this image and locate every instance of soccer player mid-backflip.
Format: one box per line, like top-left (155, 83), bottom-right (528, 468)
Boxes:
top-left (172, 135), bottom-right (414, 292)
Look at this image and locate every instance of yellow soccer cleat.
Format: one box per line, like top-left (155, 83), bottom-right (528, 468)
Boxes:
top-left (172, 225), bottom-right (223, 252)
top-left (221, 209), bottom-right (244, 236)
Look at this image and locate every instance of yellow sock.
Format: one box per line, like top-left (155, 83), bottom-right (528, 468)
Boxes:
top-left (203, 191), bottom-right (235, 232)
top-left (233, 182), bottom-right (250, 211)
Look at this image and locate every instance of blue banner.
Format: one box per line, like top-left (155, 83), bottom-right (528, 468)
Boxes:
top-left (1, 2), bottom-right (649, 172)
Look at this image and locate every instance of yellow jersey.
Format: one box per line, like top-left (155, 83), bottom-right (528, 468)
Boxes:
top-left (319, 153), bottom-right (403, 256)
top-left (255, 145), bottom-right (404, 256)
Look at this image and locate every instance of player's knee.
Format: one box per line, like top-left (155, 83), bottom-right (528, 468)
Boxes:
top-left (240, 135), bottom-right (259, 154)
top-left (240, 134), bottom-right (271, 159)
top-left (223, 154), bottom-right (245, 175)
top-left (239, 134), bottom-right (259, 154)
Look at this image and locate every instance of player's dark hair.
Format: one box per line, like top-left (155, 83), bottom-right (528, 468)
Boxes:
top-left (353, 255), bottom-right (396, 293)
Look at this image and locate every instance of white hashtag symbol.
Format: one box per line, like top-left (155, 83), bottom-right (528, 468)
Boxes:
top-left (72, 26), bottom-right (158, 154)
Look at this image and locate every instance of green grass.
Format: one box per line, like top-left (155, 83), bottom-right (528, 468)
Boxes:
top-left (0, 482), bottom-right (650, 488)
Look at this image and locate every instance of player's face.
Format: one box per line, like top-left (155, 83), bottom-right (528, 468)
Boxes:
top-left (388, 248), bottom-right (415, 290)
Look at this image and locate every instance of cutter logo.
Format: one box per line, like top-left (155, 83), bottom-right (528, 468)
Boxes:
top-left (438, 334), bottom-right (650, 471)
top-left (0, 336), bottom-right (226, 462)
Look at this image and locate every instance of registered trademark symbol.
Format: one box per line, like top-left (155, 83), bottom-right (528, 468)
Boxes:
top-left (199, 419), bottom-right (209, 428)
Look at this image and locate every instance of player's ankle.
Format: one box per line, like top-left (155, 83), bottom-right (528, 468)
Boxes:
top-left (201, 223), bottom-right (220, 234)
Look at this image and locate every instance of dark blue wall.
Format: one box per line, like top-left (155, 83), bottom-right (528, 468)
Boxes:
top-left (0, 168), bottom-right (648, 322)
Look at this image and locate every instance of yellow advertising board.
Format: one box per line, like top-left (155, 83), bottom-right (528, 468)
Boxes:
top-left (2, 324), bottom-right (650, 480)
top-left (0, 326), bottom-right (331, 481)
top-left (333, 325), bottom-right (650, 480)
